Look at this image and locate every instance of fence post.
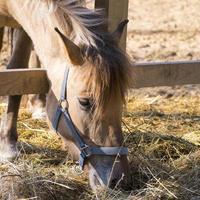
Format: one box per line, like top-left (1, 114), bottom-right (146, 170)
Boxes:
top-left (95, 0), bottom-right (129, 51)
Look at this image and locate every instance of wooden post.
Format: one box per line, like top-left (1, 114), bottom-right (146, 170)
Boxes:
top-left (95, 0), bottom-right (129, 51)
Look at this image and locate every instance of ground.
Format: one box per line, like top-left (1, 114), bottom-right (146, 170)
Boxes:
top-left (1, 0), bottom-right (200, 199)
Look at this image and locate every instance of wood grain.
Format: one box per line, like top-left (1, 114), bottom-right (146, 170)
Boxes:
top-left (0, 69), bottom-right (49, 96)
top-left (1, 61), bottom-right (200, 96)
top-left (0, 15), bottom-right (19, 28)
top-left (133, 60), bottom-right (200, 88)
top-left (95, 0), bottom-right (129, 51)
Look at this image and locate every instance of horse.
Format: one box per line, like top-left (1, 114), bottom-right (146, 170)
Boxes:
top-left (0, 0), bottom-right (132, 190)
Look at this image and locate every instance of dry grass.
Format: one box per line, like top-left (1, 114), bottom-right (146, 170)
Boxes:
top-left (0, 107), bottom-right (91, 200)
top-left (0, 92), bottom-right (200, 199)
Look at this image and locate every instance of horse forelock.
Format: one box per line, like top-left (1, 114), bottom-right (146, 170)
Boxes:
top-left (83, 38), bottom-right (132, 131)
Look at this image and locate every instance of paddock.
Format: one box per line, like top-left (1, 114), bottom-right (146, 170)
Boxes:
top-left (0, 0), bottom-right (200, 199)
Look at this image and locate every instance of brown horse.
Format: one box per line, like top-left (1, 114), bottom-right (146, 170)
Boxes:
top-left (0, 0), bottom-right (132, 190)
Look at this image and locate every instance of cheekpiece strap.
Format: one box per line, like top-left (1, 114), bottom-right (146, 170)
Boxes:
top-left (60, 68), bottom-right (69, 101)
top-left (52, 68), bottom-right (69, 132)
top-left (52, 106), bottom-right (63, 132)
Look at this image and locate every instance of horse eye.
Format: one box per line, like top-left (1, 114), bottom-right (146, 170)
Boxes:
top-left (78, 98), bottom-right (93, 110)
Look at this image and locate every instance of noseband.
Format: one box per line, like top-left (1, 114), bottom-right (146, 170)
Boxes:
top-left (52, 69), bottom-right (128, 169)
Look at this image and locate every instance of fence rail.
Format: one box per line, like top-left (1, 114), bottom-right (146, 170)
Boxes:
top-left (0, 69), bottom-right (49, 96)
top-left (0, 61), bottom-right (200, 96)
top-left (0, 15), bottom-right (19, 28)
top-left (133, 60), bottom-right (200, 88)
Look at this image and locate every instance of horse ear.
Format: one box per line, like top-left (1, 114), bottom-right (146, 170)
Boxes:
top-left (55, 28), bottom-right (84, 66)
top-left (112, 19), bottom-right (129, 43)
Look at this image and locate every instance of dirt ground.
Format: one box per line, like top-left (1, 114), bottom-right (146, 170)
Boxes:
top-left (127, 0), bottom-right (200, 62)
top-left (0, 0), bottom-right (200, 199)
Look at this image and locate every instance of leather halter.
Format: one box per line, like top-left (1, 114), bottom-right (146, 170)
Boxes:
top-left (52, 68), bottom-right (128, 169)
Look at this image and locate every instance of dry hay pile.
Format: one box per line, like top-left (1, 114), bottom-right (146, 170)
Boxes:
top-left (124, 92), bottom-right (200, 199)
top-left (0, 92), bottom-right (200, 200)
top-left (0, 107), bottom-right (91, 200)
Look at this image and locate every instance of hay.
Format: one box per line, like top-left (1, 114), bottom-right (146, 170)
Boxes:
top-left (0, 91), bottom-right (200, 199)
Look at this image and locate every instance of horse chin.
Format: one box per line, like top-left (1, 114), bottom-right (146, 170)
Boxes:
top-left (0, 140), bottom-right (18, 162)
top-left (88, 165), bottom-right (107, 191)
top-left (87, 156), bottom-right (126, 191)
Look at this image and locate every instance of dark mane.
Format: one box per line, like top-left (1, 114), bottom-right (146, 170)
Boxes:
top-left (83, 33), bottom-right (132, 120)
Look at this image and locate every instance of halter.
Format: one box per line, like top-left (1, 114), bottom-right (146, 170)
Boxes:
top-left (52, 68), bottom-right (128, 169)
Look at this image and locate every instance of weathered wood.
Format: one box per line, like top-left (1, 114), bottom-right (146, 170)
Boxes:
top-left (1, 61), bottom-right (200, 96)
top-left (0, 69), bottom-right (49, 96)
top-left (133, 61), bottom-right (200, 88)
top-left (0, 15), bottom-right (19, 28)
top-left (95, 0), bottom-right (129, 50)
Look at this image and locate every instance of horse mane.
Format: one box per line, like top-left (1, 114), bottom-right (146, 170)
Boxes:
top-left (40, 0), bottom-right (132, 126)
top-left (44, 0), bottom-right (104, 46)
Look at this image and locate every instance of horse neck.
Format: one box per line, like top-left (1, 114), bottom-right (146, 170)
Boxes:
top-left (7, 0), bottom-right (71, 98)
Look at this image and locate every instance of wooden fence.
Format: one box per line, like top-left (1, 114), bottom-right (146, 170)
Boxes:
top-left (0, 15), bottom-right (19, 28)
top-left (95, 0), bottom-right (129, 50)
top-left (0, 0), bottom-right (200, 96)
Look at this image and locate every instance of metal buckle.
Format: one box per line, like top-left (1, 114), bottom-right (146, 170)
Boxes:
top-left (80, 144), bottom-right (91, 157)
top-left (79, 145), bottom-right (91, 170)
top-left (59, 99), bottom-right (69, 110)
